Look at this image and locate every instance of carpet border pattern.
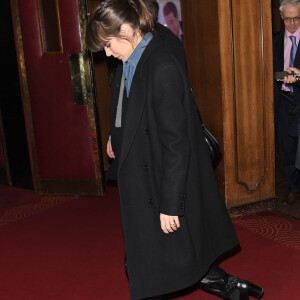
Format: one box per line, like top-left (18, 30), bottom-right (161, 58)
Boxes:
top-left (232, 211), bottom-right (300, 250)
top-left (0, 196), bottom-right (72, 228)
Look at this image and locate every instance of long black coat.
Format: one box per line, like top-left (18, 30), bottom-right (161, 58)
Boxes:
top-left (111, 34), bottom-right (239, 300)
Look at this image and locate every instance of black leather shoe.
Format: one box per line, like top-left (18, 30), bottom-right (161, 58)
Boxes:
top-left (198, 264), bottom-right (238, 299)
top-left (198, 264), bottom-right (263, 299)
top-left (228, 280), bottom-right (263, 300)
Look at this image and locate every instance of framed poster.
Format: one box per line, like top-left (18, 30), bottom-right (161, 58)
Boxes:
top-left (157, 0), bottom-right (183, 40)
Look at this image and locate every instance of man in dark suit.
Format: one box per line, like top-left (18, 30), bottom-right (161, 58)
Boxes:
top-left (273, 0), bottom-right (300, 204)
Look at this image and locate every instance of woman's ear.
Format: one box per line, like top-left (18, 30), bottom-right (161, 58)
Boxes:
top-left (120, 24), bottom-right (133, 37)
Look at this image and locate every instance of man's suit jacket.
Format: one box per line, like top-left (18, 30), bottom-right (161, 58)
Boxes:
top-left (273, 29), bottom-right (300, 136)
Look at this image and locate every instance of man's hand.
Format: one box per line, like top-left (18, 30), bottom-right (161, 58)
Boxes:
top-left (284, 67), bottom-right (300, 84)
top-left (160, 213), bottom-right (180, 234)
top-left (107, 139), bottom-right (115, 158)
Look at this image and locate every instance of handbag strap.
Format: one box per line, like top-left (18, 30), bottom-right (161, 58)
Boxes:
top-left (189, 87), bottom-right (206, 127)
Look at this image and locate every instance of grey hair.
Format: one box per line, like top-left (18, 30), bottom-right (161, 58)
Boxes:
top-left (279, 0), bottom-right (300, 13)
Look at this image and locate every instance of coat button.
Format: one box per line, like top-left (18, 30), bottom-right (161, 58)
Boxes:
top-left (145, 129), bottom-right (149, 135)
top-left (144, 165), bottom-right (150, 171)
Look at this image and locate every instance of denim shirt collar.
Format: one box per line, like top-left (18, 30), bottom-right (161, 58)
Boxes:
top-left (125, 32), bottom-right (153, 68)
top-left (123, 32), bottom-right (153, 96)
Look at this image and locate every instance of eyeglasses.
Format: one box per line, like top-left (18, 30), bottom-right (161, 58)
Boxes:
top-left (283, 16), bottom-right (300, 23)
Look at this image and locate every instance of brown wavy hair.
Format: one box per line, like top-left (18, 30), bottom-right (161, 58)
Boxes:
top-left (86, 0), bottom-right (155, 52)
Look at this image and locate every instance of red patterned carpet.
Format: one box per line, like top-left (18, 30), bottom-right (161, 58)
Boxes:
top-left (232, 212), bottom-right (300, 250)
top-left (0, 186), bottom-right (73, 227)
top-left (0, 184), bottom-right (299, 299)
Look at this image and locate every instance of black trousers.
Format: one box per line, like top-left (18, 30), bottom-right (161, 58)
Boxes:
top-left (296, 119), bottom-right (300, 169)
top-left (276, 95), bottom-right (300, 193)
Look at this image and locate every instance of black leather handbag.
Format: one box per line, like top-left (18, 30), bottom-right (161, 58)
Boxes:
top-left (201, 123), bottom-right (220, 162)
top-left (190, 87), bottom-right (220, 162)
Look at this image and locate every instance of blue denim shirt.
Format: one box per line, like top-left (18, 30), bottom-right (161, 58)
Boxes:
top-left (123, 32), bottom-right (153, 97)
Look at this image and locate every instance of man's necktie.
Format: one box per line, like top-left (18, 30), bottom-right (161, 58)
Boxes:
top-left (290, 35), bottom-right (297, 67)
top-left (289, 35), bottom-right (297, 92)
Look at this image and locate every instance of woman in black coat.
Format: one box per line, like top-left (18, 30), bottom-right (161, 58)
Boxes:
top-left (86, 1), bottom-right (263, 299)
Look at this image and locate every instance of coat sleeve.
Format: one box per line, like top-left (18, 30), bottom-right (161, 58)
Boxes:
top-left (151, 63), bottom-right (190, 216)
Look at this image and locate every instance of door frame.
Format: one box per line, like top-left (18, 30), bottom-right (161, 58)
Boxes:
top-left (10, 0), bottom-right (104, 195)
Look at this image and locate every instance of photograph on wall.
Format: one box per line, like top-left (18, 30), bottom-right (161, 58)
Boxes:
top-left (157, 0), bottom-right (183, 41)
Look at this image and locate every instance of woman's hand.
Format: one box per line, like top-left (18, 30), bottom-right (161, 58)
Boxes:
top-left (284, 67), bottom-right (300, 84)
top-left (107, 139), bottom-right (115, 158)
top-left (160, 213), bottom-right (180, 234)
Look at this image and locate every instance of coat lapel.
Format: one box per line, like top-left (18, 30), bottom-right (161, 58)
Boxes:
top-left (294, 37), bottom-right (300, 67)
top-left (277, 30), bottom-right (284, 70)
top-left (118, 70), bottom-right (145, 171)
top-left (118, 36), bottom-right (162, 171)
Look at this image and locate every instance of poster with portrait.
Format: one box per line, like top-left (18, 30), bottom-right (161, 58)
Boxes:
top-left (157, 0), bottom-right (183, 41)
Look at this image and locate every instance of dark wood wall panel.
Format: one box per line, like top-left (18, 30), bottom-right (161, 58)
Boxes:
top-left (182, 0), bottom-right (275, 207)
top-left (219, 0), bottom-right (275, 206)
top-left (181, 0), bottom-right (225, 193)
top-left (232, 0), bottom-right (265, 192)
